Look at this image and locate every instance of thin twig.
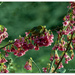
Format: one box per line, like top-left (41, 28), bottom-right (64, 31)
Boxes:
top-left (0, 42), bottom-right (15, 50)
top-left (32, 60), bottom-right (42, 73)
top-left (53, 32), bottom-right (74, 73)
top-left (51, 26), bottom-right (63, 31)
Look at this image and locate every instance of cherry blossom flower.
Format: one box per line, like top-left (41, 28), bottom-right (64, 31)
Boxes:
top-left (24, 61), bottom-right (32, 70)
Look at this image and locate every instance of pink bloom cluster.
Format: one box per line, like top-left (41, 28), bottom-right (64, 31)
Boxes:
top-left (34, 33), bottom-right (54, 50)
top-left (5, 52), bottom-right (9, 57)
top-left (64, 54), bottom-right (71, 64)
top-left (50, 54), bottom-right (59, 61)
top-left (52, 39), bottom-right (66, 51)
top-left (61, 2), bottom-right (75, 35)
top-left (42, 67), bottom-right (47, 73)
top-left (55, 60), bottom-right (64, 69)
top-left (71, 53), bottom-right (74, 59)
top-left (0, 65), bottom-right (9, 73)
top-left (70, 2), bottom-right (75, 15)
top-left (24, 61), bottom-right (32, 70)
top-left (58, 63), bottom-right (64, 69)
top-left (4, 28), bottom-right (54, 57)
top-left (55, 54), bottom-right (59, 59)
top-left (52, 45), bottom-right (58, 50)
top-left (58, 43), bottom-right (66, 51)
top-left (50, 54), bottom-right (64, 69)
top-left (0, 27), bottom-right (8, 44)
top-left (0, 57), bottom-right (9, 73)
top-left (55, 54), bottom-right (64, 69)
top-left (63, 21), bottom-right (69, 26)
top-left (72, 36), bottom-right (75, 50)
top-left (56, 2), bottom-right (75, 52)
top-left (50, 55), bottom-right (53, 61)
top-left (13, 37), bottom-right (35, 57)
top-left (0, 58), bottom-right (7, 63)
top-left (1, 69), bottom-right (9, 73)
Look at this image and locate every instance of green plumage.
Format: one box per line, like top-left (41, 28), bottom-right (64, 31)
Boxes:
top-left (29, 25), bottom-right (45, 36)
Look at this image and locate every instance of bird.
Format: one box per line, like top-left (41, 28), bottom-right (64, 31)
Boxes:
top-left (29, 25), bottom-right (46, 36)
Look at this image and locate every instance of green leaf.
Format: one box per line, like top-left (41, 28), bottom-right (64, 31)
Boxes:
top-left (0, 2), bottom-right (3, 5)
top-left (57, 68), bottom-right (66, 73)
top-left (0, 25), bottom-right (4, 32)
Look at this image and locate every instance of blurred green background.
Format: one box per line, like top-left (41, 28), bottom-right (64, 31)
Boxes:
top-left (0, 2), bottom-right (75, 73)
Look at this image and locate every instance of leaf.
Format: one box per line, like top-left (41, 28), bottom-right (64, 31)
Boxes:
top-left (0, 2), bottom-right (3, 5)
top-left (0, 25), bottom-right (4, 31)
top-left (57, 68), bottom-right (66, 73)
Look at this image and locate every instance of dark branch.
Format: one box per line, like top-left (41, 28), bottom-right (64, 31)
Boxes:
top-left (53, 32), bottom-right (74, 73)
top-left (0, 42), bottom-right (15, 50)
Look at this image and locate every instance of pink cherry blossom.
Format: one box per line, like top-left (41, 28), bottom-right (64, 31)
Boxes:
top-left (63, 21), bottom-right (69, 26)
top-left (50, 56), bottom-right (53, 61)
top-left (42, 67), bottom-right (47, 73)
top-left (24, 61), bottom-right (32, 70)
top-left (5, 52), bottom-right (9, 57)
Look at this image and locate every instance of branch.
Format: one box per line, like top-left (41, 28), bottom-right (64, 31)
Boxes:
top-left (0, 26), bottom-right (63, 50)
top-left (51, 26), bottom-right (63, 31)
top-left (0, 42), bottom-right (15, 50)
top-left (52, 32), bottom-right (74, 73)
top-left (32, 59), bottom-right (41, 73)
